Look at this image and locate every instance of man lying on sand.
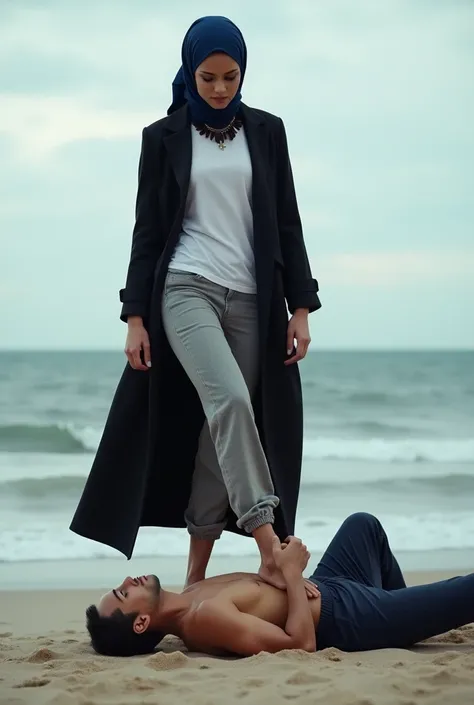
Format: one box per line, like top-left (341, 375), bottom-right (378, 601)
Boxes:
top-left (86, 512), bottom-right (473, 657)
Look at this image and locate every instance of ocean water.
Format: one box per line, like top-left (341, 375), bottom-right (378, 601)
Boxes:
top-left (0, 350), bottom-right (473, 565)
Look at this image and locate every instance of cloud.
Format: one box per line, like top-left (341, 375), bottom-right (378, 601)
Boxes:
top-left (0, 0), bottom-right (473, 348)
top-left (0, 94), bottom-right (150, 160)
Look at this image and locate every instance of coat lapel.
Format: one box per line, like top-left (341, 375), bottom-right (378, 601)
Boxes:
top-left (241, 103), bottom-right (267, 222)
top-left (241, 104), bottom-right (276, 354)
top-left (241, 103), bottom-right (277, 260)
top-left (163, 106), bottom-right (192, 202)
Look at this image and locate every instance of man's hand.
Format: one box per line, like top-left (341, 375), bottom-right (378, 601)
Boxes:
top-left (285, 309), bottom-right (311, 366)
top-left (272, 536), bottom-right (310, 576)
top-left (277, 538), bottom-right (319, 599)
top-left (304, 579), bottom-right (320, 600)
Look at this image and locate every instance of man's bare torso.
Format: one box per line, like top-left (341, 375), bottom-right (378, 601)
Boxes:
top-left (178, 572), bottom-right (322, 654)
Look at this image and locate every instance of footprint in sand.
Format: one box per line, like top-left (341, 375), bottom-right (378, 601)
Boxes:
top-left (14, 677), bottom-right (51, 688)
top-left (286, 669), bottom-right (332, 685)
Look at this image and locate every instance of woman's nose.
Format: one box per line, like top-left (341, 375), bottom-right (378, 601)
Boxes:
top-left (214, 81), bottom-right (226, 95)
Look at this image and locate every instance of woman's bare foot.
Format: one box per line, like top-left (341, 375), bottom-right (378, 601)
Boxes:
top-left (253, 524), bottom-right (288, 588)
top-left (258, 561), bottom-right (287, 590)
top-left (258, 564), bottom-right (321, 598)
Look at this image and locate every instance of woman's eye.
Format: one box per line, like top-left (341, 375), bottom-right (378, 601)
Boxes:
top-left (225, 76), bottom-right (237, 82)
top-left (202, 77), bottom-right (213, 83)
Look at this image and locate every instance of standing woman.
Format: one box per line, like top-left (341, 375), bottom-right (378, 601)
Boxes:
top-left (70, 16), bottom-right (321, 589)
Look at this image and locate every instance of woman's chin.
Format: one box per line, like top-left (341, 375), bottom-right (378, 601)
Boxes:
top-left (209, 98), bottom-right (229, 109)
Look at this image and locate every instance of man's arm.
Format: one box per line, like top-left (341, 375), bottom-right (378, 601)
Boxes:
top-left (189, 598), bottom-right (316, 657)
top-left (282, 565), bottom-right (317, 652)
top-left (189, 536), bottom-right (316, 656)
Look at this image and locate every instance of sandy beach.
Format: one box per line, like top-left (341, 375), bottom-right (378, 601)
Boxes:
top-left (1, 570), bottom-right (473, 705)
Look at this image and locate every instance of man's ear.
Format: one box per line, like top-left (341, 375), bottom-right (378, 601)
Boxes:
top-left (133, 614), bottom-right (151, 634)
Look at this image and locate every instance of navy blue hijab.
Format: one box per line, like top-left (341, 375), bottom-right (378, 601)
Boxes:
top-left (168, 16), bottom-right (247, 129)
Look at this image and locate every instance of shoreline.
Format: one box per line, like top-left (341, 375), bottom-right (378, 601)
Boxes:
top-left (1, 551), bottom-right (472, 592)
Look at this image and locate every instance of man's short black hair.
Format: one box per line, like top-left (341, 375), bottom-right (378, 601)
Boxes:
top-left (86, 604), bottom-right (165, 656)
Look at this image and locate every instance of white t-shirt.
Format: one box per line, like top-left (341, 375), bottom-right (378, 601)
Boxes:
top-left (169, 125), bottom-right (256, 293)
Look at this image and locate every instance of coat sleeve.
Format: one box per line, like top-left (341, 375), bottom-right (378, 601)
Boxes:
top-left (276, 118), bottom-right (321, 314)
top-left (119, 127), bottom-right (164, 322)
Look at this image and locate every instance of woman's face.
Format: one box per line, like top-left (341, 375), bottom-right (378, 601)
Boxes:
top-left (195, 52), bottom-right (241, 110)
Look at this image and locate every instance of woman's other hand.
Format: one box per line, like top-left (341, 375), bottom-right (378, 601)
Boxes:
top-left (125, 317), bottom-right (151, 371)
top-left (285, 308), bottom-right (311, 366)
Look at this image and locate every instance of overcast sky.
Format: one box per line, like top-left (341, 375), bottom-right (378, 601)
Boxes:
top-left (1, 0), bottom-right (473, 350)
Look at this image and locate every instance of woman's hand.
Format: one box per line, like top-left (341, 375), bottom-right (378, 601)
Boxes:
top-left (125, 317), bottom-right (151, 371)
top-left (285, 308), bottom-right (311, 366)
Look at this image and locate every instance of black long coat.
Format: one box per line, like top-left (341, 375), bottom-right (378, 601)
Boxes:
top-left (70, 104), bottom-right (321, 559)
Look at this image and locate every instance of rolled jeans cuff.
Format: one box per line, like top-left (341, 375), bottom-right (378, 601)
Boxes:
top-left (185, 514), bottom-right (227, 541)
top-left (238, 505), bottom-right (277, 534)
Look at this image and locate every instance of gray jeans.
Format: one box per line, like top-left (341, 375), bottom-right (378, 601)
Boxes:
top-left (162, 270), bottom-right (279, 540)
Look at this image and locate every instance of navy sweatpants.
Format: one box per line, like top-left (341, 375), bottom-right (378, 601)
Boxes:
top-left (309, 513), bottom-right (474, 651)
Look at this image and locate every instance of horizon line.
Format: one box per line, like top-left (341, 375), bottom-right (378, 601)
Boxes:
top-left (0, 347), bottom-right (472, 354)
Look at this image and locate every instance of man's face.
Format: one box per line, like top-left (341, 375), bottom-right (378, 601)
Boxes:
top-left (98, 575), bottom-right (161, 620)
